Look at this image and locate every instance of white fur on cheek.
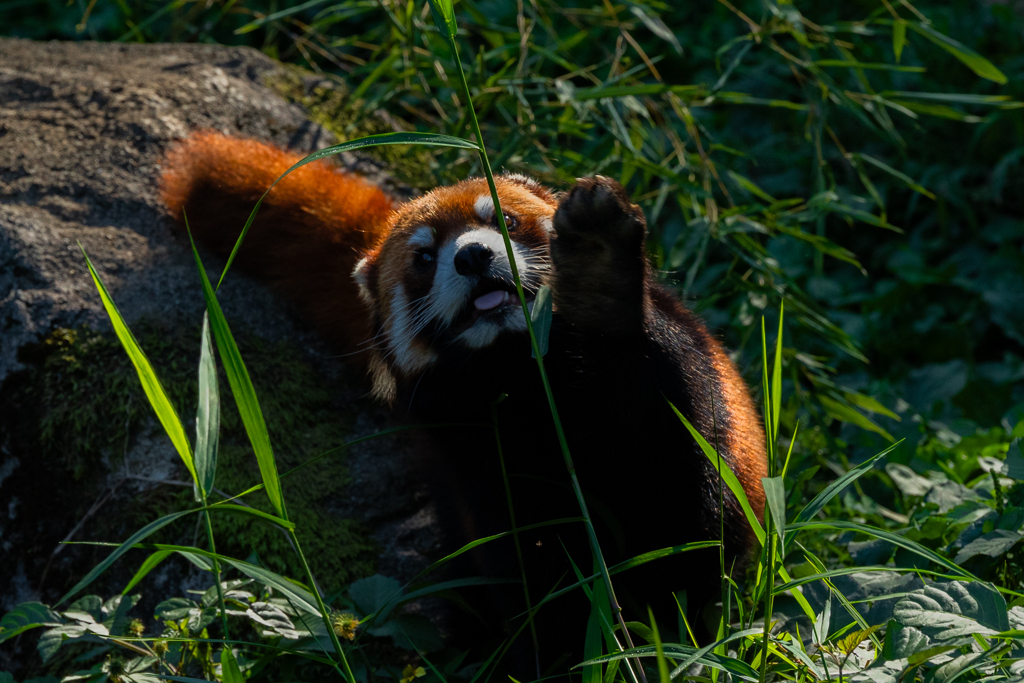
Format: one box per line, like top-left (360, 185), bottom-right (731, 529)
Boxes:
top-left (457, 321), bottom-right (501, 349)
top-left (387, 284), bottom-right (437, 373)
top-left (538, 216), bottom-right (553, 233)
top-left (474, 194), bottom-right (494, 221)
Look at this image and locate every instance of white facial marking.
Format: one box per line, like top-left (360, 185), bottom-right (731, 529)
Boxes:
top-left (426, 228), bottom-right (530, 327)
top-left (538, 216), bottom-right (553, 233)
top-left (474, 194), bottom-right (495, 221)
top-left (387, 284), bottom-right (437, 373)
top-left (407, 226), bottom-right (434, 249)
top-left (353, 256), bottom-right (374, 304)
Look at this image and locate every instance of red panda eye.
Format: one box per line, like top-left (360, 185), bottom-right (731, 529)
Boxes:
top-left (494, 212), bottom-right (517, 231)
top-left (414, 249), bottom-right (435, 267)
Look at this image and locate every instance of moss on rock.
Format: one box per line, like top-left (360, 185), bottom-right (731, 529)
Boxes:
top-left (5, 320), bottom-right (376, 596)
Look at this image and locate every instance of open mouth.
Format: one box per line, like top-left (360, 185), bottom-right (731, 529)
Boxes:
top-left (451, 278), bottom-right (535, 334)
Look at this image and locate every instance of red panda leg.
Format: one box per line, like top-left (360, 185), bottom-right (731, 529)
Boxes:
top-left (549, 176), bottom-right (649, 334)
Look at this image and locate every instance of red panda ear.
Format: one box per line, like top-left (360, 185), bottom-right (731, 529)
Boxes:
top-left (499, 172), bottom-right (557, 206)
top-left (353, 255), bottom-right (378, 305)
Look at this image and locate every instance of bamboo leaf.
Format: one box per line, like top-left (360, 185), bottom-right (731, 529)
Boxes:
top-left (530, 285), bottom-right (553, 358)
top-left (667, 400), bottom-right (766, 545)
top-left (762, 477), bottom-right (786, 546)
top-left (194, 311), bottom-right (220, 501)
top-left (893, 20), bottom-right (907, 63)
top-left (908, 23), bottom-right (1007, 84)
top-left (849, 153), bottom-right (936, 199)
top-left (58, 509), bottom-right (198, 606)
top-left (187, 224), bottom-right (286, 520)
top-left (81, 246), bottom-right (197, 485)
top-left (122, 550), bottom-right (174, 595)
top-left (791, 440), bottom-right (902, 527)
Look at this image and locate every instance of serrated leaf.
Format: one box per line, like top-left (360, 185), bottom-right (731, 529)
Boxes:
top-left (0, 602), bottom-right (62, 644)
top-left (886, 463), bottom-right (933, 497)
top-left (350, 574), bottom-right (403, 619)
top-left (883, 619), bottom-right (930, 659)
top-left (155, 597), bottom-right (196, 621)
top-left (38, 623), bottom-right (88, 662)
top-left (839, 625), bottom-right (881, 654)
top-left (893, 581), bottom-right (1008, 645)
top-left (954, 530), bottom-right (1023, 564)
top-left (1005, 439), bottom-right (1024, 480)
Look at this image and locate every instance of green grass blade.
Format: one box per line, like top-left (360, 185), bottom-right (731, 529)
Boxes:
top-left (220, 643), bottom-right (244, 683)
top-left (786, 520), bottom-right (981, 581)
top-left (761, 476), bottom-right (786, 547)
top-left (519, 541), bottom-right (719, 618)
top-left (648, 608), bottom-right (670, 683)
top-left (81, 245), bottom-right (196, 484)
top-left (892, 20), bottom-right (907, 63)
top-left (771, 302), bottom-right (784, 444)
top-left (58, 508), bottom-right (198, 605)
top-left (790, 440), bottom-right (903, 528)
top-left (208, 503), bottom-right (295, 531)
top-left (908, 22), bottom-right (1008, 84)
top-left (216, 132), bottom-right (478, 288)
top-left (194, 311), bottom-right (220, 501)
top-left (234, 0), bottom-right (330, 34)
top-left (187, 225), bottom-right (286, 520)
top-left (121, 549), bottom-right (173, 595)
top-left (667, 399), bottom-right (765, 544)
top-left (529, 285), bottom-right (553, 358)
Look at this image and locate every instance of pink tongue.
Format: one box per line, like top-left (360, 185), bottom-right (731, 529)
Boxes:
top-left (474, 290), bottom-right (508, 311)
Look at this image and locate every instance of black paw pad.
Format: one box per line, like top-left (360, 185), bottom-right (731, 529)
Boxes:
top-left (553, 175), bottom-right (646, 247)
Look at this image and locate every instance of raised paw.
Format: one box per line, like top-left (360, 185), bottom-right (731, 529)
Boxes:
top-left (549, 176), bottom-right (649, 334)
top-left (552, 176), bottom-right (646, 251)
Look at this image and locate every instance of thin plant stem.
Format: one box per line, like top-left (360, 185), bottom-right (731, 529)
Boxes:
top-left (442, 28), bottom-right (646, 683)
top-left (288, 529), bottom-right (357, 683)
top-left (201, 504), bottom-right (231, 642)
top-left (491, 399), bottom-right (541, 677)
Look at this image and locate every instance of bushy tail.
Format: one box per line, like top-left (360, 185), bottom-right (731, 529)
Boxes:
top-left (160, 132), bottom-right (395, 351)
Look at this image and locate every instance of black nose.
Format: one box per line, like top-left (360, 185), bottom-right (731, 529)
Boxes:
top-left (454, 244), bottom-right (493, 276)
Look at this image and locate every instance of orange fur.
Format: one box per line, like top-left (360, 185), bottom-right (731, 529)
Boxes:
top-left (159, 131), bottom-right (395, 350)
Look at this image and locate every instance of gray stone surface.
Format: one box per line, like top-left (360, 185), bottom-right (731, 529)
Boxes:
top-left (0, 37), bottom-right (438, 620)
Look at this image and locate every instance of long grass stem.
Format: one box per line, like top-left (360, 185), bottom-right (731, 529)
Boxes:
top-left (443, 28), bottom-right (646, 683)
top-left (288, 529), bottom-right (357, 683)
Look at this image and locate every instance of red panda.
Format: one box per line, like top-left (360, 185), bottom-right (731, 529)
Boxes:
top-left (161, 132), bottom-right (768, 670)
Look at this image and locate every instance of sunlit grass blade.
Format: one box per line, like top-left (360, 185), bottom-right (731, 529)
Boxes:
top-left (761, 476), bottom-right (786, 547)
top-left (786, 520), bottom-right (981, 581)
top-left (194, 311), bottom-right (219, 501)
top-left (579, 641), bottom-right (759, 681)
top-left (790, 439), bottom-right (903, 528)
top-left (216, 132), bottom-right (479, 288)
top-left (520, 541), bottom-right (719, 618)
top-left (667, 399), bottom-right (765, 544)
top-left (121, 549), bottom-right (173, 595)
top-left (186, 224), bottom-right (286, 520)
top-left (907, 22), bottom-right (1008, 84)
top-left (58, 508), bottom-right (198, 605)
top-left (234, 0), bottom-right (330, 34)
top-left (81, 245), bottom-right (196, 485)
top-left (770, 303), bottom-right (784, 444)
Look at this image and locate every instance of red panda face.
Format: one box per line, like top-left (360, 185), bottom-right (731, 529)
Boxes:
top-left (353, 175), bottom-right (557, 398)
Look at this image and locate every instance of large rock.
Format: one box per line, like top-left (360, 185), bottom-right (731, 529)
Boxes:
top-left (0, 38), bottom-right (439, 672)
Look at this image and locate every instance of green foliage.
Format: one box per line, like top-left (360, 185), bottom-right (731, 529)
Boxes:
top-left (3, 1), bottom-right (1024, 682)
